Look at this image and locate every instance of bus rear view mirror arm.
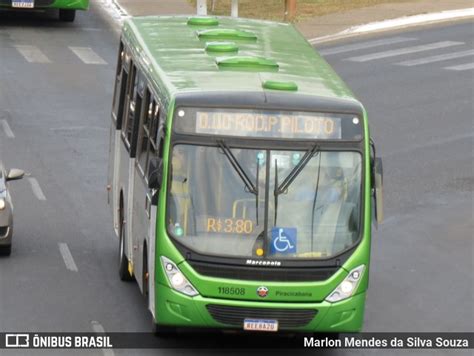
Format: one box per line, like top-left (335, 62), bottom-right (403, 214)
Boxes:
top-left (148, 158), bottom-right (163, 190)
top-left (373, 157), bottom-right (384, 227)
top-left (6, 168), bottom-right (25, 182)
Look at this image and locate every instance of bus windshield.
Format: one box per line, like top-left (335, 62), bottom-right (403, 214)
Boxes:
top-left (167, 144), bottom-right (362, 260)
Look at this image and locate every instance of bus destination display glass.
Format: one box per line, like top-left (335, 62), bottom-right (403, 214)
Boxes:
top-left (174, 108), bottom-right (362, 140)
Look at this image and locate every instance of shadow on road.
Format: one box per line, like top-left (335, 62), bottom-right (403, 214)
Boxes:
top-left (0, 9), bottom-right (75, 28)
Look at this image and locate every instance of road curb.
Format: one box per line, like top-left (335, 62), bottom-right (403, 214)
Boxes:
top-left (98, 0), bottom-right (129, 24)
top-left (309, 8), bottom-right (474, 44)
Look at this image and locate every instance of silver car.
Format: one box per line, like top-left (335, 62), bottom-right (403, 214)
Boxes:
top-left (0, 165), bottom-right (24, 256)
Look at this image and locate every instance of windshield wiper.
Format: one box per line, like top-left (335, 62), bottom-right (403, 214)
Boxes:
top-left (218, 140), bottom-right (260, 224)
top-left (311, 152), bottom-right (323, 251)
top-left (274, 144), bottom-right (319, 196)
top-left (217, 140), bottom-right (258, 196)
top-left (273, 159), bottom-right (279, 225)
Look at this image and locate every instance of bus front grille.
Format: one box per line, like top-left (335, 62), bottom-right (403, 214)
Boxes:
top-left (206, 305), bottom-right (317, 329)
top-left (0, 0), bottom-right (55, 6)
top-left (190, 261), bottom-right (337, 282)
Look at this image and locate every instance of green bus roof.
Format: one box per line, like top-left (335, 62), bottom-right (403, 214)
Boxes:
top-left (123, 16), bottom-right (359, 109)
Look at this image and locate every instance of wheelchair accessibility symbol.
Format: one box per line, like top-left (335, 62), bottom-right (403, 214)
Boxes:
top-left (271, 227), bottom-right (297, 254)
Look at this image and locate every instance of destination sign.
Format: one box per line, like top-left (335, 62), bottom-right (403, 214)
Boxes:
top-left (174, 108), bottom-right (362, 140)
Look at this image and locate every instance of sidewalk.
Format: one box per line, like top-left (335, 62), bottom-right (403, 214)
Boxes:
top-left (297, 0), bottom-right (474, 39)
top-left (113, 0), bottom-right (474, 39)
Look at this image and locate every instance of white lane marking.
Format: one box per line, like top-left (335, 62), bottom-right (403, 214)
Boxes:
top-left (69, 47), bottom-right (108, 65)
top-left (58, 243), bottom-right (79, 272)
top-left (397, 49), bottom-right (474, 66)
top-left (14, 45), bottom-right (51, 63)
top-left (346, 41), bottom-right (464, 62)
top-left (319, 37), bottom-right (416, 55)
top-left (91, 321), bottom-right (115, 356)
top-left (81, 28), bottom-right (104, 32)
top-left (28, 177), bottom-right (46, 201)
top-left (445, 62), bottom-right (474, 71)
top-left (1, 120), bottom-right (15, 138)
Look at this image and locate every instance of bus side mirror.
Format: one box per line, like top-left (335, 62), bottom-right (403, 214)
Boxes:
top-left (373, 157), bottom-right (384, 227)
top-left (6, 168), bottom-right (25, 182)
top-left (148, 158), bottom-right (163, 190)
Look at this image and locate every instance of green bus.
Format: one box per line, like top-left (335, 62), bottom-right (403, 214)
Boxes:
top-left (107, 15), bottom-right (384, 334)
top-left (0, 0), bottom-right (89, 22)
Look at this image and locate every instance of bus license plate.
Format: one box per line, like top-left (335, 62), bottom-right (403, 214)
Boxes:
top-left (243, 319), bottom-right (278, 332)
top-left (12, 0), bottom-right (34, 8)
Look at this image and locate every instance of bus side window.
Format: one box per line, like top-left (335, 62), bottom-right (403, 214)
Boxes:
top-left (154, 107), bottom-right (166, 159)
top-left (147, 99), bottom-right (161, 172)
top-left (136, 89), bottom-right (154, 178)
top-left (137, 90), bottom-right (161, 183)
top-left (112, 43), bottom-right (129, 130)
top-left (121, 62), bottom-right (135, 148)
top-left (121, 65), bottom-right (144, 157)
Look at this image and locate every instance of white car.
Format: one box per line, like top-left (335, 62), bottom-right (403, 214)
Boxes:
top-left (0, 165), bottom-right (24, 256)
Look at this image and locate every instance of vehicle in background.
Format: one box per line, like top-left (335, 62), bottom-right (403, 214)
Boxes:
top-left (108, 16), bottom-right (384, 335)
top-left (0, 164), bottom-right (24, 256)
top-left (0, 0), bottom-right (89, 22)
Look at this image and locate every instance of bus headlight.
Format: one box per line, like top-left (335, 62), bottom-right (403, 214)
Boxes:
top-left (161, 256), bottom-right (199, 297)
top-left (0, 198), bottom-right (5, 210)
top-left (326, 265), bottom-right (365, 303)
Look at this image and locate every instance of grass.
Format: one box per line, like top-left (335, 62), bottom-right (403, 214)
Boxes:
top-left (187, 0), bottom-right (414, 22)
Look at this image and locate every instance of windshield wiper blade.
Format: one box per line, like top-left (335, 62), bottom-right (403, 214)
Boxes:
top-left (311, 152), bottom-right (323, 251)
top-left (275, 144), bottom-right (319, 196)
top-left (273, 158), bottom-right (279, 225)
top-left (217, 140), bottom-right (258, 195)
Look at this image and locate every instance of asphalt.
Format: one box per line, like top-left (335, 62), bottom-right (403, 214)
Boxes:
top-left (0, 4), bottom-right (472, 356)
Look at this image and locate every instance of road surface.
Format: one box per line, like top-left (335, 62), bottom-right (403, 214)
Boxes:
top-left (0, 5), bottom-right (472, 355)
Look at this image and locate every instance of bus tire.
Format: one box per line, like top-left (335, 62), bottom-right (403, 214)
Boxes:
top-left (118, 221), bottom-right (133, 281)
top-left (0, 245), bottom-right (11, 256)
top-left (59, 9), bottom-right (76, 22)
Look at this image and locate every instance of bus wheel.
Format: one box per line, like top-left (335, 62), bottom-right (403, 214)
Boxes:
top-left (0, 245), bottom-right (11, 257)
top-left (118, 222), bottom-right (132, 281)
top-left (59, 9), bottom-right (76, 22)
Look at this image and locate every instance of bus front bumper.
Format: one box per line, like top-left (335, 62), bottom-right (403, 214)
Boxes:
top-left (50, 0), bottom-right (89, 10)
top-left (155, 284), bottom-right (366, 333)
